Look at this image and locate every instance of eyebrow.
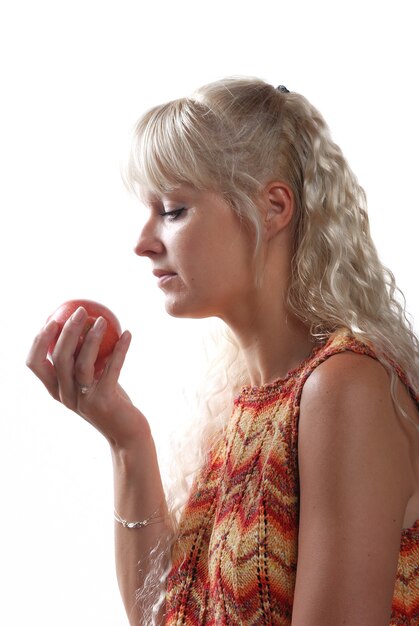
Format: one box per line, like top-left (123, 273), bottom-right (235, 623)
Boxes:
top-left (140, 183), bottom-right (200, 208)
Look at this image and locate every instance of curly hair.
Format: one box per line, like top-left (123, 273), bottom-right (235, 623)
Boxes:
top-left (127, 76), bottom-right (418, 396)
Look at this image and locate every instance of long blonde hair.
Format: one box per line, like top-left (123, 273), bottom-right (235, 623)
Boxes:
top-left (126, 76), bottom-right (419, 622)
top-left (127, 76), bottom-right (418, 394)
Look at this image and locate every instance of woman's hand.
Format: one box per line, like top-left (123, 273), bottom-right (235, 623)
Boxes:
top-left (26, 306), bottom-right (148, 448)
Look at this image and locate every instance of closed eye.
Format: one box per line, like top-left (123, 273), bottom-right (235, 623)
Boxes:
top-left (160, 208), bottom-right (185, 221)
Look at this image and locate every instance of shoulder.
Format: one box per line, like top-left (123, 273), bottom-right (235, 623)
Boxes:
top-left (300, 348), bottom-right (407, 448)
top-left (298, 349), bottom-right (414, 510)
top-left (300, 349), bottom-right (403, 432)
top-left (300, 348), bottom-right (417, 438)
top-left (302, 348), bottom-right (390, 403)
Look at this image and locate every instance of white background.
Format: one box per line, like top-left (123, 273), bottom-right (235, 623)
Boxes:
top-left (0, 1), bottom-right (418, 624)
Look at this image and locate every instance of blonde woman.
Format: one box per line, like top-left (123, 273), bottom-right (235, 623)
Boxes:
top-left (27, 78), bottom-right (418, 625)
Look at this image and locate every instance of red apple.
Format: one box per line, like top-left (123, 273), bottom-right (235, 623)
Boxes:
top-left (47, 299), bottom-right (122, 366)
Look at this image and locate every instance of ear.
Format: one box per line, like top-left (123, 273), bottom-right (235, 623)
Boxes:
top-left (261, 181), bottom-right (294, 241)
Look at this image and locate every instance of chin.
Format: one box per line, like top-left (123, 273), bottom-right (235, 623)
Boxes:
top-left (163, 297), bottom-right (215, 320)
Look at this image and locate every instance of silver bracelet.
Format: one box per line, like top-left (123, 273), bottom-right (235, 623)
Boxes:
top-left (114, 509), bottom-right (166, 529)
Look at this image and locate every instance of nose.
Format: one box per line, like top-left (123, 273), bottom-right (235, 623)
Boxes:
top-left (134, 216), bottom-right (164, 257)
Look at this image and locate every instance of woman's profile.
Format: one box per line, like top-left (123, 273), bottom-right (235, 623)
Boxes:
top-left (27, 77), bottom-right (419, 625)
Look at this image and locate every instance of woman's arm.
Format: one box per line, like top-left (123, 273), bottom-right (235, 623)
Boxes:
top-left (111, 435), bottom-right (172, 625)
top-left (292, 352), bottom-right (416, 626)
top-left (26, 308), bottom-right (171, 624)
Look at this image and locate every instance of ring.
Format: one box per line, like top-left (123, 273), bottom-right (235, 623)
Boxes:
top-left (77, 383), bottom-right (91, 395)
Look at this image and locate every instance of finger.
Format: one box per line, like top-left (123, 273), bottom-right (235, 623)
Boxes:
top-left (51, 306), bottom-right (87, 363)
top-left (26, 319), bottom-right (61, 399)
top-left (96, 330), bottom-right (132, 392)
top-left (26, 318), bottom-right (59, 365)
top-left (51, 306), bottom-right (89, 404)
top-left (74, 316), bottom-right (107, 388)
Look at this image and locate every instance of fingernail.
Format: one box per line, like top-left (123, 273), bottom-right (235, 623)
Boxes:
top-left (71, 307), bottom-right (85, 322)
top-left (120, 330), bottom-right (131, 344)
top-left (44, 319), bottom-right (58, 332)
top-left (93, 316), bottom-right (106, 332)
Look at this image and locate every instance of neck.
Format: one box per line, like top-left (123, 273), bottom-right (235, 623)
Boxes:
top-left (221, 247), bottom-right (314, 387)
top-left (216, 227), bottom-right (316, 387)
top-left (226, 303), bottom-right (314, 388)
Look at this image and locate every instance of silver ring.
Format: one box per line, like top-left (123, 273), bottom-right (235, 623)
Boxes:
top-left (78, 384), bottom-right (91, 395)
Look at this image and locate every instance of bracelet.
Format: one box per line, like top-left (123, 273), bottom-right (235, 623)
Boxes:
top-left (114, 509), bottom-right (166, 529)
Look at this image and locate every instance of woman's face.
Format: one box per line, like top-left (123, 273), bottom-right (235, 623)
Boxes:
top-left (135, 185), bottom-right (257, 320)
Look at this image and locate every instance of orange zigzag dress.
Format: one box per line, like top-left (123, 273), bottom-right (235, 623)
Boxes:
top-left (165, 329), bottom-right (419, 625)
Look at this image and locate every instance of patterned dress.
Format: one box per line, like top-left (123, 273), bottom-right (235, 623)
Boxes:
top-left (165, 329), bottom-right (419, 625)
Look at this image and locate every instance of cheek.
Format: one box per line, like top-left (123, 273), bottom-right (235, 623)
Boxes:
top-left (206, 244), bottom-right (253, 294)
top-left (174, 218), bottom-right (253, 289)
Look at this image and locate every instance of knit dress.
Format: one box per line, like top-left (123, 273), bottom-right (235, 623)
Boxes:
top-left (165, 329), bottom-right (419, 625)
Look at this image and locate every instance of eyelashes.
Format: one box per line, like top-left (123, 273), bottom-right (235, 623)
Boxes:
top-left (160, 208), bottom-right (186, 221)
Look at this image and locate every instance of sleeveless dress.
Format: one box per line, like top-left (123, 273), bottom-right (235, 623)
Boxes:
top-left (165, 329), bottom-right (419, 625)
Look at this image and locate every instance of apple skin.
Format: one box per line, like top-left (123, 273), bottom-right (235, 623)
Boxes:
top-left (47, 299), bottom-right (122, 366)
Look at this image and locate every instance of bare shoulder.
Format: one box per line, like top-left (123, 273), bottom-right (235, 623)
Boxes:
top-left (300, 351), bottom-right (393, 444)
top-left (302, 350), bottom-right (392, 405)
top-left (298, 350), bottom-right (416, 515)
top-left (301, 350), bottom-right (417, 439)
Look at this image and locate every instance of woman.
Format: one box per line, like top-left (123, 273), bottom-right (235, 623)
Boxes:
top-left (27, 78), bottom-right (418, 625)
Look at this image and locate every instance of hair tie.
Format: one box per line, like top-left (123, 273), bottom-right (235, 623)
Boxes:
top-left (276, 85), bottom-right (290, 93)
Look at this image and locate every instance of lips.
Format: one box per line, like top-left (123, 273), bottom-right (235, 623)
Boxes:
top-left (152, 269), bottom-right (177, 287)
top-left (152, 269), bottom-right (177, 279)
